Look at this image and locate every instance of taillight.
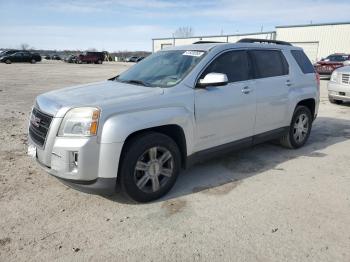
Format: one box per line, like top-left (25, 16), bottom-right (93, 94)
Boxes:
top-left (316, 73), bottom-right (320, 90)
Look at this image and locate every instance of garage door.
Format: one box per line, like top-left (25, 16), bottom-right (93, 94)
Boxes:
top-left (161, 43), bottom-right (173, 50)
top-left (291, 42), bottom-right (319, 63)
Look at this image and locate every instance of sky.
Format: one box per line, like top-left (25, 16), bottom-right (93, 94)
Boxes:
top-left (0, 0), bottom-right (349, 51)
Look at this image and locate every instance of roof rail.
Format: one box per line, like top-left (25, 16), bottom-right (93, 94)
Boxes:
top-left (237, 38), bottom-right (292, 46)
top-left (193, 41), bottom-right (225, 44)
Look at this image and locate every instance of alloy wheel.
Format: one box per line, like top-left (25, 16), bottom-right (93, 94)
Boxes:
top-left (293, 113), bottom-right (309, 143)
top-left (133, 146), bottom-right (174, 193)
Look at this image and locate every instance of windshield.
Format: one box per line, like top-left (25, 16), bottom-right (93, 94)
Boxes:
top-left (117, 50), bottom-right (206, 87)
top-left (325, 55), bottom-right (348, 62)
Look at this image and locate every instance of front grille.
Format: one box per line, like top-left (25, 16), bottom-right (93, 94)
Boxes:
top-left (29, 107), bottom-right (53, 148)
top-left (342, 74), bottom-right (350, 85)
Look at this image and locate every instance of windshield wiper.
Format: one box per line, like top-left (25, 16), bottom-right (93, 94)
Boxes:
top-left (121, 79), bottom-right (151, 87)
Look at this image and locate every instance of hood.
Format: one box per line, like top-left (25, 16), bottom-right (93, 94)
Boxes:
top-left (334, 65), bottom-right (350, 74)
top-left (36, 80), bottom-right (164, 116)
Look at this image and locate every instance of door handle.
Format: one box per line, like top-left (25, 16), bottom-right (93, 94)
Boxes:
top-left (241, 86), bottom-right (251, 94)
top-left (286, 80), bottom-right (293, 87)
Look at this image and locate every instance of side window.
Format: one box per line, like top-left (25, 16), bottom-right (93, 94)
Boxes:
top-left (291, 50), bottom-right (315, 74)
top-left (250, 50), bottom-right (289, 78)
top-left (201, 50), bottom-right (251, 83)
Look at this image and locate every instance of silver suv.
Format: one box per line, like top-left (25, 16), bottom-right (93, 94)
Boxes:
top-left (28, 39), bottom-right (320, 202)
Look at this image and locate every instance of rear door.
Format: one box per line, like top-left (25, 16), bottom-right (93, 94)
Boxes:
top-left (249, 49), bottom-right (290, 135)
top-left (194, 50), bottom-right (256, 151)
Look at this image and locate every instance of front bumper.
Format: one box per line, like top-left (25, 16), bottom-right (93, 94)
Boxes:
top-left (36, 159), bottom-right (117, 195)
top-left (29, 119), bottom-right (124, 195)
top-left (328, 81), bottom-right (350, 101)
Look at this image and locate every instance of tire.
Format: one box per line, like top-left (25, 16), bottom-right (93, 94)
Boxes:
top-left (328, 96), bottom-right (343, 104)
top-left (31, 59), bottom-right (36, 64)
top-left (280, 106), bottom-right (312, 149)
top-left (5, 59), bottom-right (11, 64)
top-left (119, 132), bottom-right (181, 202)
top-left (97, 60), bottom-right (102, 64)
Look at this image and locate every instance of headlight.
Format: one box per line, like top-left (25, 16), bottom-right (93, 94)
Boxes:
top-left (58, 107), bottom-right (100, 137)
top-left (330, 71), bottom-right (338, 82)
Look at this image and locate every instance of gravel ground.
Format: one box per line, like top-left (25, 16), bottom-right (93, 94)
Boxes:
top-left (0, 61), bottom-right (349, 262)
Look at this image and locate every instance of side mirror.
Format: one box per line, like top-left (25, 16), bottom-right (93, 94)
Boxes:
top-left (197, 73), bottom-right (228, 88)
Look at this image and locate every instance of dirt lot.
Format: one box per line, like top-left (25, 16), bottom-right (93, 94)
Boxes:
top-left (0, 61), bottom-right (349, 261)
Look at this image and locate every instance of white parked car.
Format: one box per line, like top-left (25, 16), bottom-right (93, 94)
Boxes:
top-left (328, 66), bottom-right (350, 104)
top-left (28, 39), bottom-right (320, 202)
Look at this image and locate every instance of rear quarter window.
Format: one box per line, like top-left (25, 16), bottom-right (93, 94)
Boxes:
top-left (250, 50), bottom-right (289, 79)
top-left (291, 50), bottom-right (315, 74)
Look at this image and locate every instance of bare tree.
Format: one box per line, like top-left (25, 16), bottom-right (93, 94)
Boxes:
top-left (173, 26), bottom-right (194, 38)
top-left (20, 43), bottom-right (30, 50)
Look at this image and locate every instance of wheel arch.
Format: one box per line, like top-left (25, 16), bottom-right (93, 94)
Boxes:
top-left (120, 124), bottom-right (188, 169)
top-left (296, 98), bottom-right (316, 119)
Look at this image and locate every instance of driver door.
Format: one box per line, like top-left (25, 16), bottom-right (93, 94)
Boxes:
top-left (12, 52), bottom-right (22, 62)
top-left (194, 50), bottom-right (257, 152)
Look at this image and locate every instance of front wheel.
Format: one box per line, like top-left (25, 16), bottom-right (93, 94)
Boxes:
top-left (5, 59), bottom-right (11, 64)
top-left (31, 59), bottom-right (36, 64)
top-left (280, 106), bottom-right (312, 149)
top-left (119, 132), bottom-right (181, 202)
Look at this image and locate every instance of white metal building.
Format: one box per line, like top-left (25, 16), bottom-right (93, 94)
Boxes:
top-left (152, 31), bottom-right (276, 52)
top-left (276, 22), bottom-right (350, 63)
top-left (152, 21), bottom-right (350, 63)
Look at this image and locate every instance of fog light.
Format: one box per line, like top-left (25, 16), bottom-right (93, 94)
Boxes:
top-left (73, 152), bottom-right (78, 166)
top-left (69, 151), bottom-right (78, 173)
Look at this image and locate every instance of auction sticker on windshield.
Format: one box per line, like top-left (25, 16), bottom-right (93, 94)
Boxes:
top-left (183, 51), bottom-right (204, 57)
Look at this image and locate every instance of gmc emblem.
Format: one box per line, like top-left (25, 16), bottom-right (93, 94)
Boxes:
top-left (30, 115), bottom-right (41, 127)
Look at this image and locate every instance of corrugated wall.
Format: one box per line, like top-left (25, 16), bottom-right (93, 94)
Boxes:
top-left (153, 32), bottom-right (275, 52)
top-left (153, 23), bottom-right (350, 62)
top-left (276, 24), bottom-right (350, 61)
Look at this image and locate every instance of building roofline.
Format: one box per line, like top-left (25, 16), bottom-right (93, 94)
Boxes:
top-left (152, 31), bottom-right (276, 41)
top-left (276, 21), bottom-right (350, 28)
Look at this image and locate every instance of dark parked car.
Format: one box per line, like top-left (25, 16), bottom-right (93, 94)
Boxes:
top-left (52, 55), bottom-right (62, 60)
top-left (0, 52), bottom-right (42, 64)
top-left (314, 53), bottom-right (350, 75)
top-left (77, 52), bottom-right (104, 64)
top-left (64, 55), bottom-right (77, 63)
top-left (44, 55), bottom-right (51, 60)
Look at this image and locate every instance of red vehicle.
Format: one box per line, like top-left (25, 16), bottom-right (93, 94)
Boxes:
top-left (314, 53), bottom-right (350, 75)
top-left (76, 52), bottom-right (105, 64)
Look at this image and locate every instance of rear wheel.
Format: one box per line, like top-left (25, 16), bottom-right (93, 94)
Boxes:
top-left (31, 59), bottom-right (36, 64)
top-left (119, 132), bottom-right (181, 202)
top-left (97, 60), bottom-right (102, 64)
top-left (280, 106), bottom-right (312, 149)
top-left (5, 59), bottom-right (11, 64)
